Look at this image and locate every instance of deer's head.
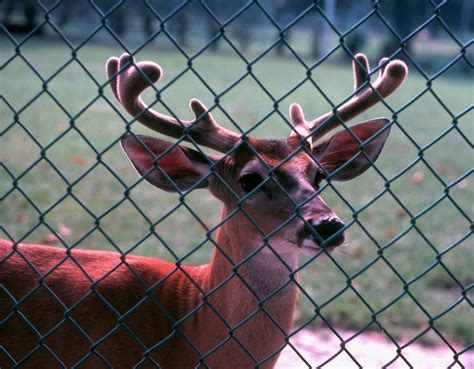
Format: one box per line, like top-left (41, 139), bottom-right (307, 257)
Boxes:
top-left (106, 54), bottom-right (407, 261)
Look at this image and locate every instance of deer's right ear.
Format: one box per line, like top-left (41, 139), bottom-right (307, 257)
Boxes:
top-left (121, 134), bottom-right (214, 192)
top-left (312, 118), bottom-right (391, 181)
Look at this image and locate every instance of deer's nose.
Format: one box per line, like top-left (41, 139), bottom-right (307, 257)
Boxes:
top-left (306, 218), bottom-right (345, 247)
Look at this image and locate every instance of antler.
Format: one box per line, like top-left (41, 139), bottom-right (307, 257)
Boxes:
top-left (106, 53), bottom-right (240, 153)
top-left (289, 53), bottom-right (408, 143)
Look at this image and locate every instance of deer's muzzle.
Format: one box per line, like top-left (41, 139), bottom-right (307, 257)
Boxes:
top-left (304, 217), bottom-right (345, 248)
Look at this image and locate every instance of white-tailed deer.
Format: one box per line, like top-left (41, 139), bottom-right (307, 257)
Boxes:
top-left (0, 53), bottom-right (407, 368)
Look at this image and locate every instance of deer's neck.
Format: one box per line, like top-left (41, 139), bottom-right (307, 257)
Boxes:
top-left (182, 206), bottom-right (299, 367)
top-left (208, 220), bottom-right (298, 297)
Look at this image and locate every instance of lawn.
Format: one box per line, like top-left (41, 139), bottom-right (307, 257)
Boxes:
top-left (1, 36), bottom-right (472, 348)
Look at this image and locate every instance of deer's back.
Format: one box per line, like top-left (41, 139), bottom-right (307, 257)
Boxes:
top-left (0, 240), bottom-right (201, 368)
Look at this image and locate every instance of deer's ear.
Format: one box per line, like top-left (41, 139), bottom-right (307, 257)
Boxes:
top-left (313, 118), bottom-right (391, 181)
top-left (121, 134), bottom-right (214, 192)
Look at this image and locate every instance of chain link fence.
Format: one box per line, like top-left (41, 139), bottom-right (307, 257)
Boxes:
top-left (1, 1), bottom-right (472, 368)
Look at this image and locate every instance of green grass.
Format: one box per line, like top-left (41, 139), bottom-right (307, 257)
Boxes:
top-left (1, 37), bottom-right (472, 347)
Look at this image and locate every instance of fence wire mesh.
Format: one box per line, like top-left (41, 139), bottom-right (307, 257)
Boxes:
top-left (0, 0), bottom-right (472, 368)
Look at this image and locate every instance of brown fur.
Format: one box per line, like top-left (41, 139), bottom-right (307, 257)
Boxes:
top-left (0, 205), bottom-right (298, 369)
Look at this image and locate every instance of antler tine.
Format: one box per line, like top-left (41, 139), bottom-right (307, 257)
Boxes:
top-left (378, 57), bottom-right (389, 78)
top-left (106, 56), bottom-right (121, 102)
top-left (296, 53), bottom-right (407, 143)
top-left (353, 53), bottom-right (370, 91)
top-left (105, 53), bottom-right (240, 153)
top-left (289, 103), bottom-right (310, 139)
top-left (289, 53), bottom-right (369, 140)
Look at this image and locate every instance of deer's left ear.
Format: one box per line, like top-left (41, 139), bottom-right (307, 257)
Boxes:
top-left (313, 118), bottom-right (391, 181)
top-left (121, 134), bottom-right (217, 192)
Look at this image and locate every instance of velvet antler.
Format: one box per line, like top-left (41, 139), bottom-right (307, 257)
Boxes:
top-left (289, 53), bottom-right (408, 143)
top-left (106, 53), bottom-right (241, 153)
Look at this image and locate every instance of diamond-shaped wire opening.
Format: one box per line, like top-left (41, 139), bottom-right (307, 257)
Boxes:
top-left (1, 55), bottom-right (48, 112)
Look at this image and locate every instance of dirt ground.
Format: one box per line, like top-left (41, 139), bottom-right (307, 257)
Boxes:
top-left (276, 329), bottom-right (473, 368)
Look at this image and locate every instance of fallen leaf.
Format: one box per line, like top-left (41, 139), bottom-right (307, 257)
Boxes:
top-left (435, 164), bottom-right (448, 176)
top-left (17, 213), bottom-right (30, 223)
top-left (457, 179), bottom-right (468, 190)
top-left (395, 209), bottom-right (407, 218)
top-left (199, 221), bottom-right (212, 232)
top-left (384, 228), bottom-right (396, 239)
top-left (58, 223), bottom-right (72, 237)
top-left (73, 154), bottom-right (87, 167)
top-left (365, 331), bottom-right (386, 342)
top-left (119, 166), bottom-right (129, 175)
top-left (55, 123), bottom-right (66, 132)
top-left (411, 172), bottom-right (424, 184)
top-left (351, 248), bottom-right (364, 258)
top-left (42, 233), bottom-right (59, 244)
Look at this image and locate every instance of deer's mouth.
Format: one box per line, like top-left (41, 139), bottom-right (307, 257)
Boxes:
top-left (294, 216), bottom-right (346, 254)
top-left (320, 234), bottom-right (345, 248)
top-left (299, 234), bottom-right (345, 255)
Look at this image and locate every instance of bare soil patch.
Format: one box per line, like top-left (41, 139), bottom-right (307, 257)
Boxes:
top-left (277, 329), bottom-right (473, 368)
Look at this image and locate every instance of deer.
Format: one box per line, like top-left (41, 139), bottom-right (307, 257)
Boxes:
top-left (0, 52), bottom-right (407, 369)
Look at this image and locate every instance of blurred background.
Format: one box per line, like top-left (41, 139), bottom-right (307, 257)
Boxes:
top-left (1, 0), bottom-right (472, 360)
top-left (2, 0), bottom-right (473, 69)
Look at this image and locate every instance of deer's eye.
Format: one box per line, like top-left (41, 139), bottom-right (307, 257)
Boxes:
top-left (314, 170), bottom-right (326, 186)
top-left (240, 173), bottom-right (264, 193)
top-left (303, 140), bottom-right (311, 151)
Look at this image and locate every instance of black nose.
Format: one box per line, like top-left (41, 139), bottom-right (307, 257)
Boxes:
top-left (306, 218), bottom-right (345, 247)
